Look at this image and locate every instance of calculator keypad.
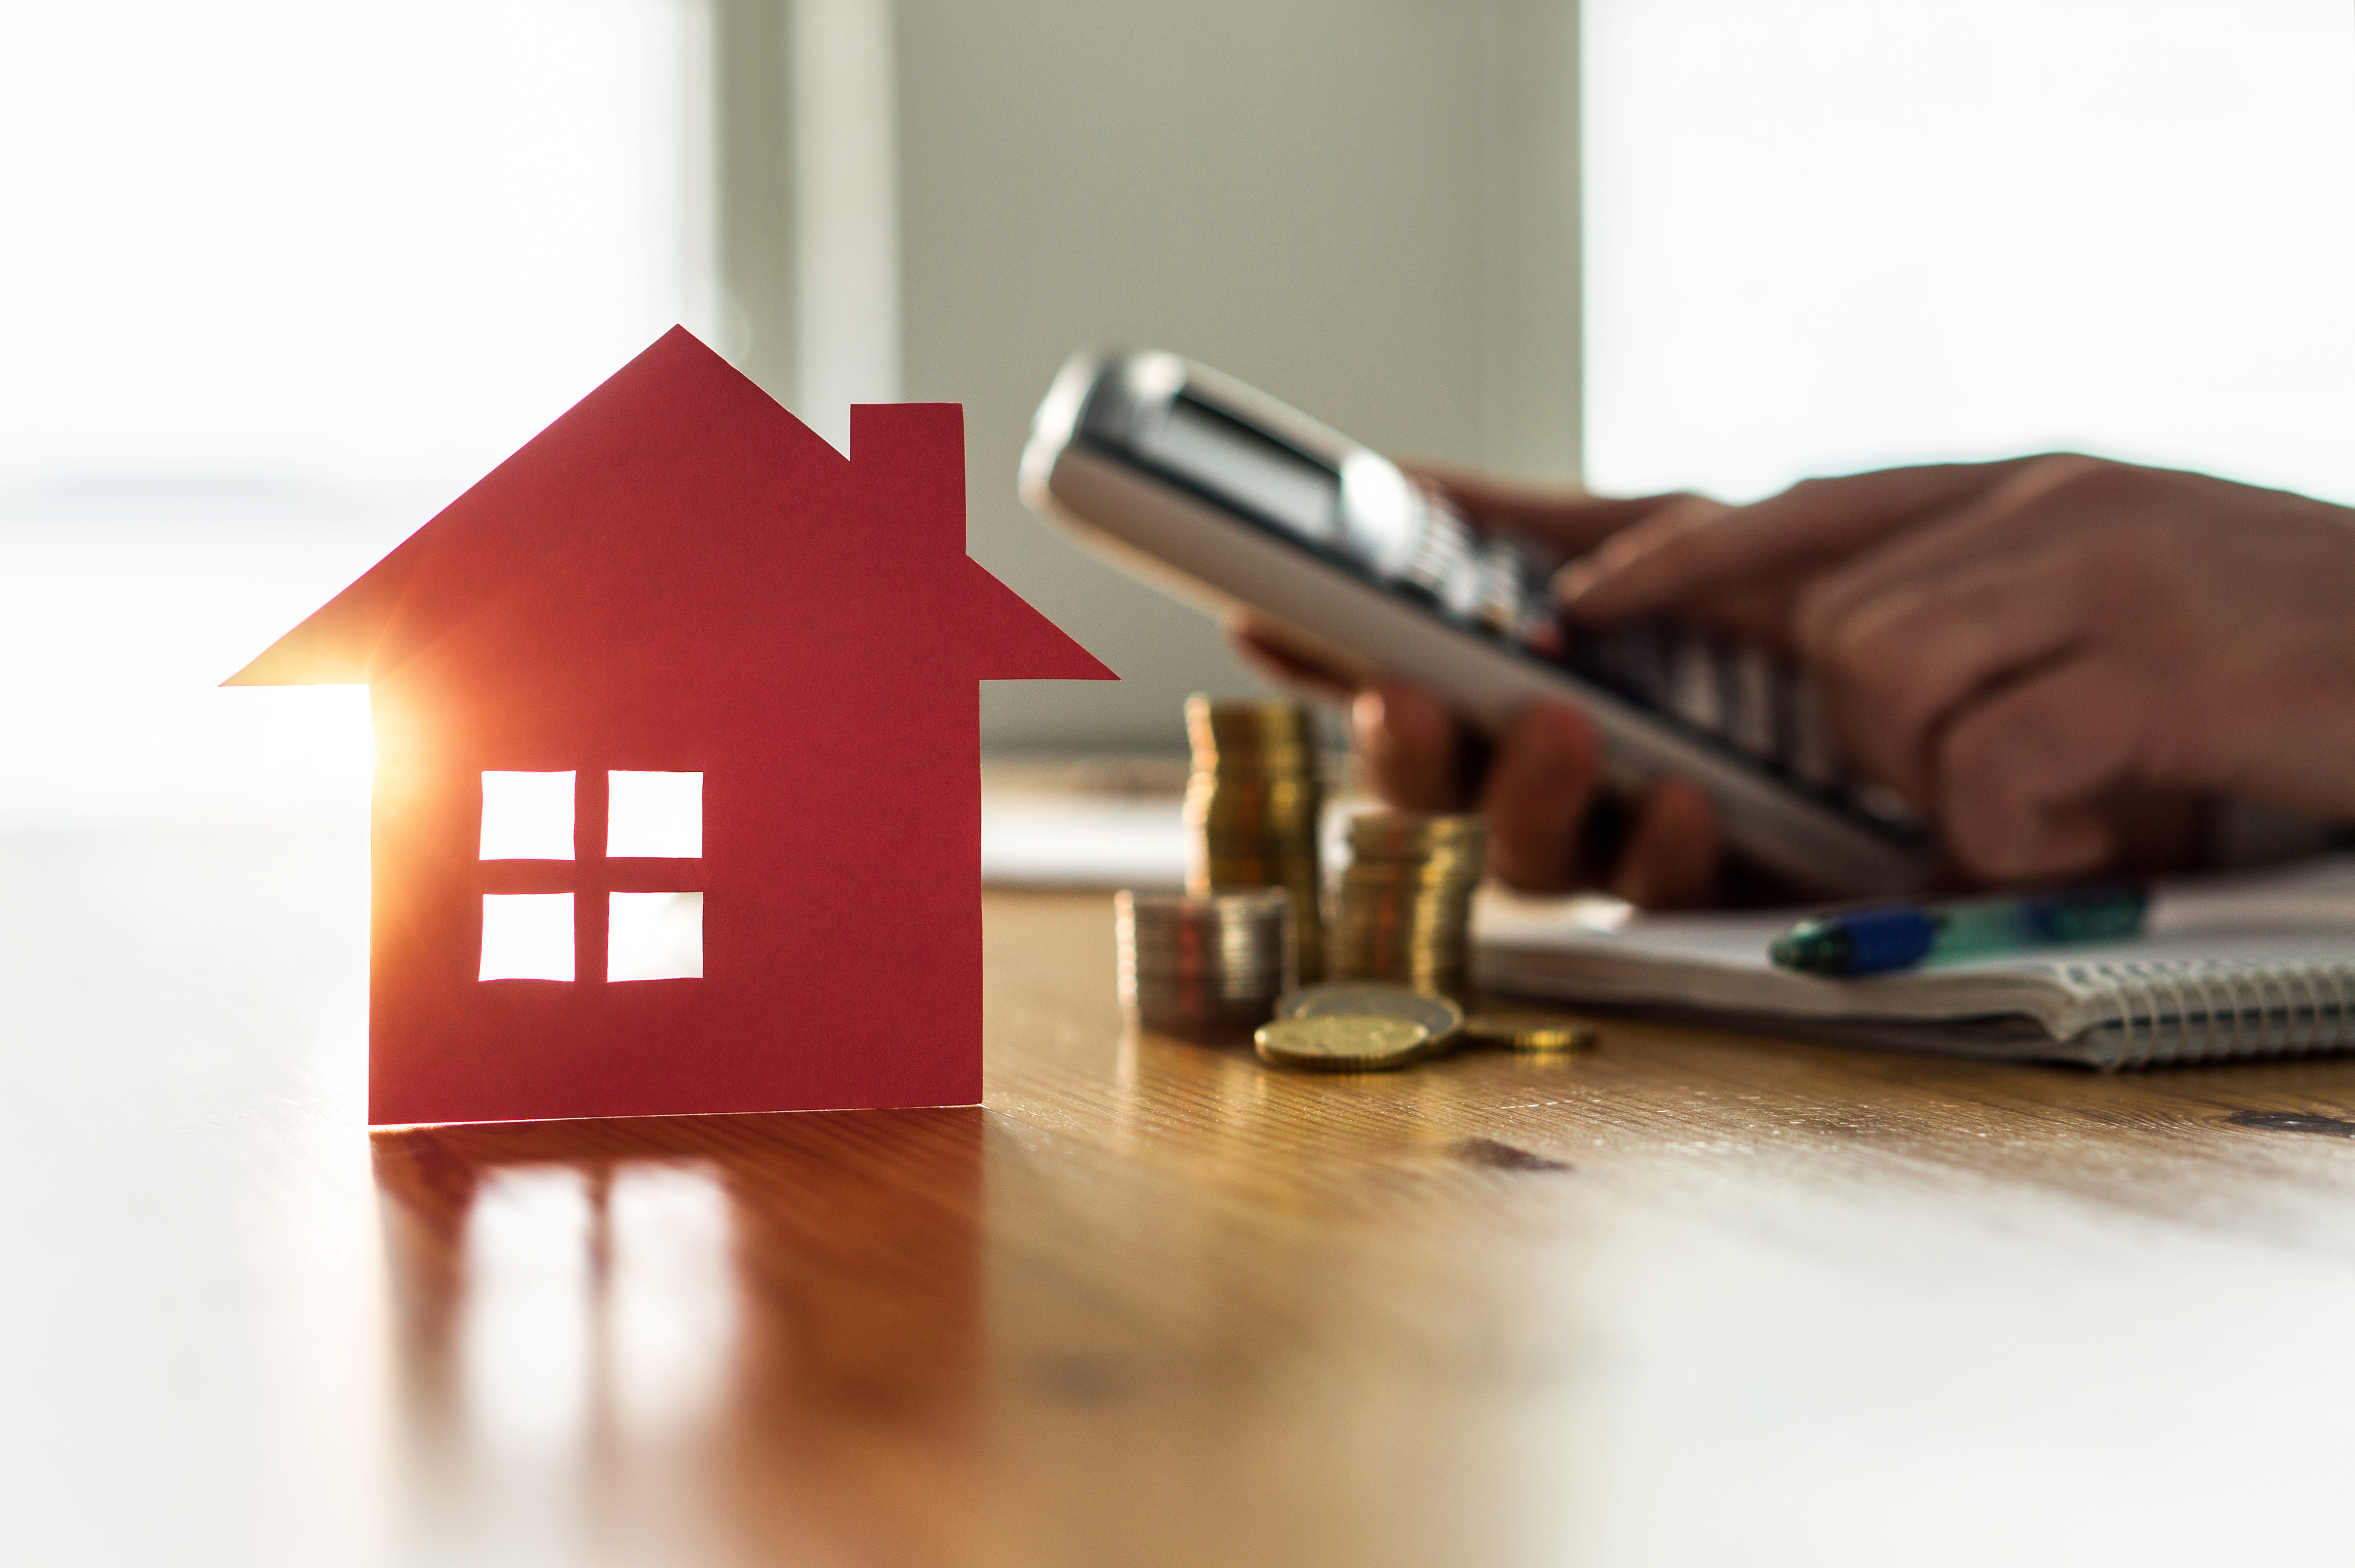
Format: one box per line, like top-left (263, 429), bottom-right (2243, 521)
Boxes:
top-left (1409, 493), bottom-right (1922, 832)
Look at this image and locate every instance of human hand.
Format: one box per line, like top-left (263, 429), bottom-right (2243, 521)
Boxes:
top-left (1345, 679), bottom-right (1720, 906)
top-left (1229, 470), bottom-right (1724, 905)
top-left (1407, 463), bottom-right (1732, 564)
top-left (1560, 455), bottom-right (2355, 881)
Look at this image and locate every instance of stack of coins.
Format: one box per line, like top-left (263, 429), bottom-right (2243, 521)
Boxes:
top-left (1183, 695), bottom-right (1324, 982)
top-left (1328, 813), bottom-right (1488, 1003)
top-left (1115, 888), bottom-right (1295, 1035)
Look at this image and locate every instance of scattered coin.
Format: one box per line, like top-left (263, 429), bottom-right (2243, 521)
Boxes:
top-left (1275, 981), bottom-right (1465, 1050)
top-left (1462, 1016), bottom-right (1600, 1053)
top-left (1253, 1013), bottom-right (1433, 1072)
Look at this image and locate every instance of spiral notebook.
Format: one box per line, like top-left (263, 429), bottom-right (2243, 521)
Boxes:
top-left (1473, 856), bottom-right (2355, 1069)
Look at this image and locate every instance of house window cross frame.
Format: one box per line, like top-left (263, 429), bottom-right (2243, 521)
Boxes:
top-left (479, 768), bottom-right (705, 984)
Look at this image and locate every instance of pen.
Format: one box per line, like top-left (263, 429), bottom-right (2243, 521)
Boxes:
top-left (1768, 883), bottom-right (2151, 977)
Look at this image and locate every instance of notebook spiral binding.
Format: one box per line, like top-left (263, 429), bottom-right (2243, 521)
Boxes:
top-left (2068, 959), bottom-right (2355, 1069)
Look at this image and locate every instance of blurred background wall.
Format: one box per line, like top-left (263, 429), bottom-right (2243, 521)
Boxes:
top-left (716, 0), bottom-right (1584, 751)
top-left (0, 0), bottom-right (2350, 821)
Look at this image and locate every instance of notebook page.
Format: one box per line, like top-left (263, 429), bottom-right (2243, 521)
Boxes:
top-left (1473, 856), bottom-right (2355, 1043)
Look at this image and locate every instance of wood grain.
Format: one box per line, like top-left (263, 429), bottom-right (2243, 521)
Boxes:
top-left (370, 890), bottom-right (2355, 1566)
top-left (16, 823), bottom-right (2355, 1566)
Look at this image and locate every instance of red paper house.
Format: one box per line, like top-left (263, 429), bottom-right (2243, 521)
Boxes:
top-left (230, 327), bottom-right (1112, 1126)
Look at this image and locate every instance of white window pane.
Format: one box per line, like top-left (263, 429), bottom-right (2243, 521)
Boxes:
top-left (1586, 0), bottom-right (2355, 505)
top-left (481, 893), bottom-right (576, 982)
top-left (481, 771), bottom-right (575, 859)
top-left (608, 771), bottom-right (702, 858)
top-left (609, 892), bottom-right (704, 982)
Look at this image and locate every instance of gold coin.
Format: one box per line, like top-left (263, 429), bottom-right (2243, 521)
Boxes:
top-left (1275, 982), bottom-right (1464, 1047)
top-left (1462, 1017), bottom-right (1598, 1053)
top-left (1186, 694), bottom-right (1314, 733)
top-left (1186, 697), bottom-right (1318, 767)
top-left (1192, 791), bottom-right (1319, 813)
top-left (1338, 861), bottom-right (1482, 882)
top-left (1345, 816), bottom-right (1488, 854)
top-left (1253, 1014), bottom-right (1432, 1072)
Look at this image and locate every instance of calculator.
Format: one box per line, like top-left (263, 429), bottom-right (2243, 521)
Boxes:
top-left (1017, 349), bottom-right (1931, 896)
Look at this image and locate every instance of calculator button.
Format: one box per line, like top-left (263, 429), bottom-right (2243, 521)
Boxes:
top-left (1788, 675), bottom-right (1840, 787)
top-left (1669, 629), bottom-right (1727, 735)
top-left (1728, 642), bottom-right (1780, 759)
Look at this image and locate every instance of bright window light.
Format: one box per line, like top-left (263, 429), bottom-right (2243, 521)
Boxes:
top-left (607, 1162), bottom-right (735, 1427)
top-left (0, 0), bottom-right (691, 830)
top-left (608, 771), bottom-right (703, 858)
top-left (464, 1167), bottom-right (593, 1445)
top-left (0, 0), bottom-right (692, 496)
top-left (1585, 0), bottom-right (2355, 505)
top-left (480, 894), bottom-right (576, 982)
top-left (481, 772), bottom-right (576, 860)
top-left (609, 892), bottom-right (704, 982)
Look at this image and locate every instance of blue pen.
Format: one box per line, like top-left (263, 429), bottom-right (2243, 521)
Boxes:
top-left (1768, 883), bottom-right (2151, 977)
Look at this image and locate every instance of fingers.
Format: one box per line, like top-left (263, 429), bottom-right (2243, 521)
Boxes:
top-left (1680, 566), bottom-right (1815, 651)
top-left (1558, 460), bottom-right (2032, 623)
top-left (1356, 687), bottom-right (1719, 902)
top-left (1551, 493), bottom-right (1733, 613)
top-left (1465, 700), bottom-right (1720, 904)
top-left (1611, 777), bottom-right (1720, 909)
top-left (1475, 700), bottom-right (1605, 892)
top-left (1933, 655), bottom-right (2152, 882)
top-left (1806, 543), bottom-right (2091, 802)
top-left (1225, 614), bottom-right (1364, 701)
top-left (1792, 455), bottom-right (2109, 653)
top-left (1404, 462), bottom-right (1707, 556)
top-left (1351, 681), bottom-right (1466, 813)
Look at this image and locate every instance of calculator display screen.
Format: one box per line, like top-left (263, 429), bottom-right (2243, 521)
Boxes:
top-left (1150, 396), bottom-right (1341, 546)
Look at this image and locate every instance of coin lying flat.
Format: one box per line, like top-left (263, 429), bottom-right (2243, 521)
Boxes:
top-left (1275, 982), bottom-right (1465, 1050)
top-left (1253, 1014), bottom-right (1433, 1072)
top-left (1462, 1016), bottom-right (1600, 1053)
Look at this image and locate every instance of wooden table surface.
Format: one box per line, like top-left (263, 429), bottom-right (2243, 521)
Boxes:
top-left (12, 821), bottom-right (2355, 1567)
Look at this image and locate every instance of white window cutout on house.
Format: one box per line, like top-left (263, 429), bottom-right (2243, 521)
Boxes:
top-left (480, 893), bottom-right (576, 981)
top-left (481, 771), bottom-right (575, 859)
top-left (609, 891), bottom-right (704, 981)
top-left (608, 770), bottom-right (702, 857)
